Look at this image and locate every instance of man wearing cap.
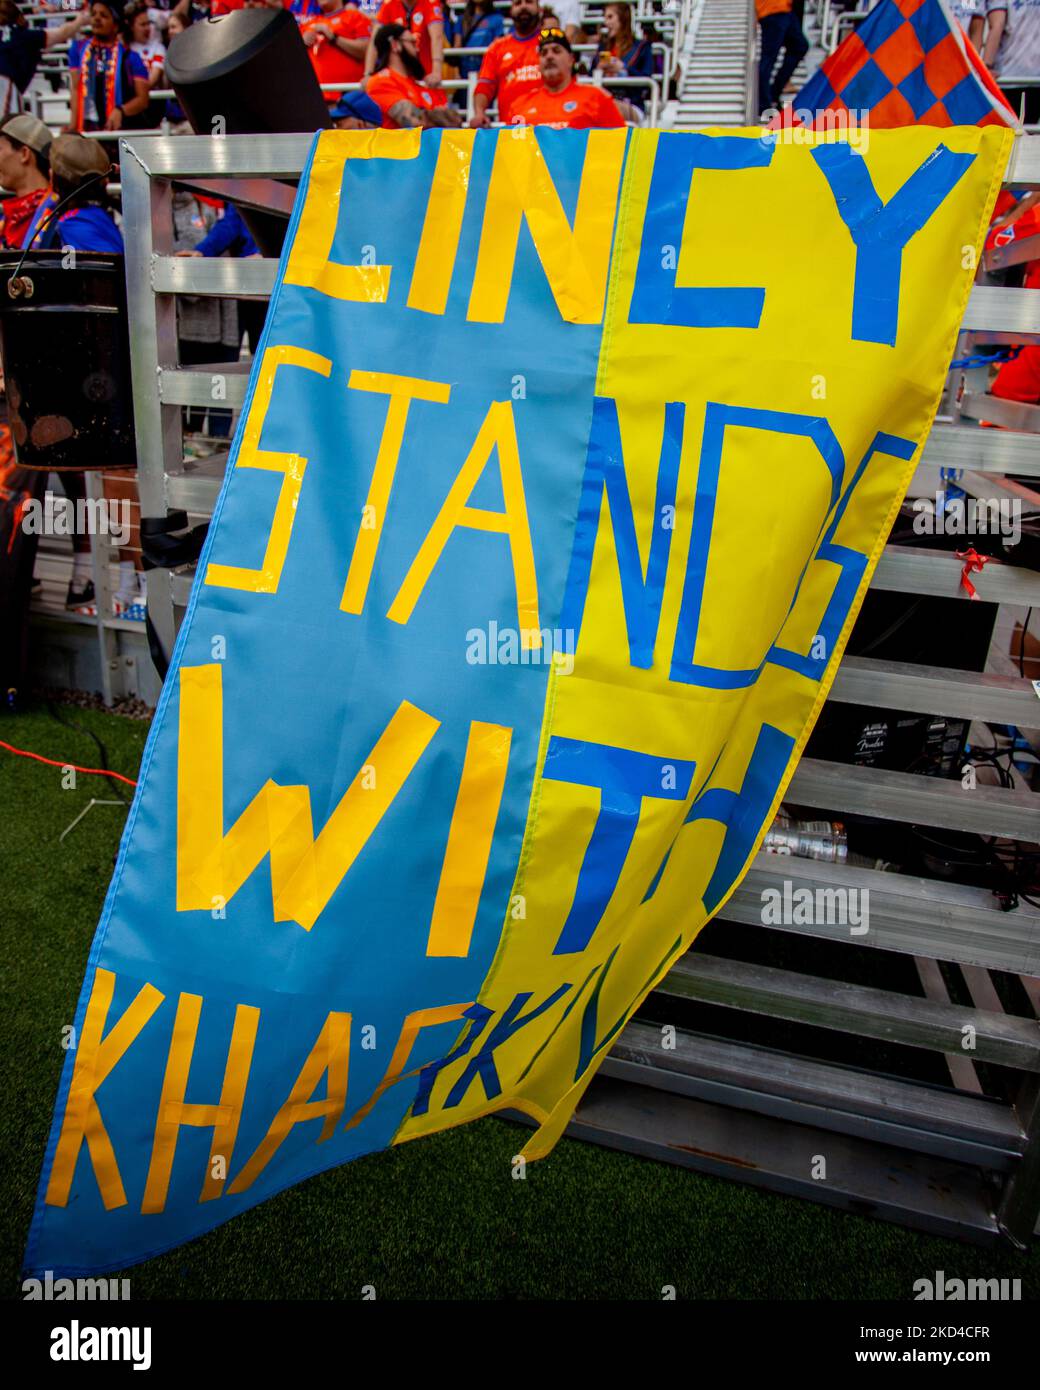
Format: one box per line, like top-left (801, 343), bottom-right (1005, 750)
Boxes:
top-left (67, 0), bottom-right (151, 132)
top-left (470, 0), bottom-right (544, 127)
top-left (23, 134), bottom-right (122, 253)
top-left (301, 0), bottom-right (372, 102)
top-left (364, 22), bottom-right (461, 126)
top-left (0, 114), bottom-right (50, 249)
top-left (514, 27), bottom-right (625, 127)
top-left (330, 90), bottom-right (382, 127)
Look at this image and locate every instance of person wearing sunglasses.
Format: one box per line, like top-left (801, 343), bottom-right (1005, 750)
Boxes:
top-left (513, 27), bottom-right (625, 128)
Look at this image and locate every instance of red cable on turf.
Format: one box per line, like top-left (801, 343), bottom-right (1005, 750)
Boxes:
top-left (0, 738), bottom-right (137, 787)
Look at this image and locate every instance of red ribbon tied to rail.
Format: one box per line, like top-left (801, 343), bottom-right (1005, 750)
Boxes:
top-left (954, 547), bottom-right (993, 600)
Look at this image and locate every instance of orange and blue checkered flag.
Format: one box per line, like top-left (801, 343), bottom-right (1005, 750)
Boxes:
top-left (789, 0), bottom-right (1019, 128)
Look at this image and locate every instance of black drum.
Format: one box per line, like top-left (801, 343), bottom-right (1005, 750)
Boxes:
top-left (164, 10), bottom-right (332, 137)
top-left (0, 252), bottom-right (134, 472)
top-left (165, 10), bottom-right (331, 259)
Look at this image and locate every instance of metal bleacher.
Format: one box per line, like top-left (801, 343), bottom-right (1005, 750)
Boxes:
top-left (600, 1), bottom-right (1040, 1246)
top-left (675, 0), bottom-right (755, 126)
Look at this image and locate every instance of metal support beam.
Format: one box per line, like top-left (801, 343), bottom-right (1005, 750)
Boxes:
top-left (604, 1022), bottom-right (1026, 1166)
top-left (119, 141), bottom-right (180, 664)
top-left (536, 1077), bottom-right (1006, 1245)
top-left (789, 757), bottom-right (1040, 840)
top-left (656, 950), bottom-right (1040, 1070)
top-left (722, 855), bottom-right (1040, 975)
top-left (830, 655), bottom-right (1039, 727)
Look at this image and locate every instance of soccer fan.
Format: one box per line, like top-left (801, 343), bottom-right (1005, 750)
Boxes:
top-left (330, 89), bottom-right (382, 126)
top-left (177, 200), bottom-right (260, 259)
top-left (125, 0), bottom-right (167, 90)
top-left (470, 0), bottom-right (544, 127)
top-left (456, 0), bottom-right (504, 83)
top-left (991, 345), bottom-right (1040, 407)
top-left (181, 201), bottom-right (269, 354)
top-left (365, 22), bottom-right (461, 126)
top-left (513, 27), bottom-right (625, 127)
top-left (982, 188), bottom-right (1040, 417)
top-left (366, 0), bottom-right (445, 85)
top-left (983, 0), bottom-right (1040, 123)
top-left (0, 1), bottom-right (91, 119)
top-left (158, 11), bottom-right (193, 128)
top-left (23, 133), bottom-right (122, 252)
top-left (549, 0), bottom-right (581, 44)
top-left (594, 2), bottom-right (653, 115)
top-left (0, 113), bottom-right (51, 249)
top-left (168, 190), bottom-right (239, 441)
top-left (951, 0), bottom-right (985, 51)
top-left (210, 0), bottom-right (283, 14)
top-left (301, 0), bottom-right (372, 99)
top-left (755, 0), bottom-right (809, 119)
top-left (68, 1), bottom-right (151, 132)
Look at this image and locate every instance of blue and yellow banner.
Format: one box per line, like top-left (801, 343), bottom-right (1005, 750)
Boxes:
top-left (27, 124), bottom-right (1010, 1273)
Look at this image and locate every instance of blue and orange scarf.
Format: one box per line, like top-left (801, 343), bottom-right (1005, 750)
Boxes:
top-left (73, 39), bottom-right (133, 131)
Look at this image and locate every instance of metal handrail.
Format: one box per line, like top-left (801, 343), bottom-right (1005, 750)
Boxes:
top-left (744, 0), bottom-right (758, 124)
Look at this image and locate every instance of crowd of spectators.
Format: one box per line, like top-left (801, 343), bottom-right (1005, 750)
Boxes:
top-left (0, 0), bottom-right (676, 269)
top-left (0, 0), bottom-right (669, 138)
top-left (0, 0), bottom-right (669, 619)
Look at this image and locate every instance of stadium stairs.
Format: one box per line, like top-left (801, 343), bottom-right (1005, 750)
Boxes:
top-left (673, 0), bottom-right (827, 129)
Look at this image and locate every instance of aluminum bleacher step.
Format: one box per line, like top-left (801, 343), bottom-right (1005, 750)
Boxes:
top-left (655, 953), bottom-right (1040, 1072)
top-left (830, 655), bottom-right (1040, 728)
top-left (789, 757), bottom-right (1038, 841)
top-left (524, 1074), bottom-right (1007, 1244)
top-left (603, 1021), bottom-right (1028, 1164)
top-left (724, 853), bottom-right (1040, 975)
top-left (675, 0), bottom-right (753, 127)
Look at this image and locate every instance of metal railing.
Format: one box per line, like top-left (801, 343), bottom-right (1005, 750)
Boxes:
top-left (28, 75), bottom-right (664, 132)
top-left (744, 0), bottom-right (758, 123)
top-left (19, 21), bottom-right (684, 130)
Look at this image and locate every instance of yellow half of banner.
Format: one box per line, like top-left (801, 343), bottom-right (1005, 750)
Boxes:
top-left (395, 124), bottom-right (1012, 1156)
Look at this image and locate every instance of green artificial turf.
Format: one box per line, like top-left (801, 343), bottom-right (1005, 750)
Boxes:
top-left (2, 701), bottom-right (1038, 1301)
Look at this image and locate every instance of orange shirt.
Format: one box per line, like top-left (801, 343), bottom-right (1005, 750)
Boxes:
top-left (474, 31), bottom-right (542, 125)
top-left (514, 80), bottom-right (626, 130)
top-left (365, 67), bottom-right (447, 126)
top-left (375, 0), bottom-right (443, 75)
top-left (303, 8), bottom-right (372, 94)
top-left (755, 0), bottom-right (792, 17)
